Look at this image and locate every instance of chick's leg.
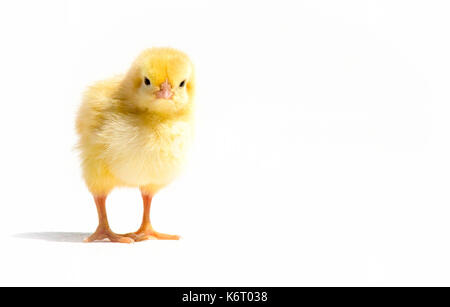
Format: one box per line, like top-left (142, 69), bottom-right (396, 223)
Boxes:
top-left (84, 195), bottom-right (134, 243)
top-left (124, 192), bottom-right (180, 241)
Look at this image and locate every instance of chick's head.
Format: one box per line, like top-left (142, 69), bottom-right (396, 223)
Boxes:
top-left (122, 47), bottom-right (195, 115)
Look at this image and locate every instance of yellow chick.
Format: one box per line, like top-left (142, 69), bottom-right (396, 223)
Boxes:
top-left (76, 47), bottom-right (195, 243)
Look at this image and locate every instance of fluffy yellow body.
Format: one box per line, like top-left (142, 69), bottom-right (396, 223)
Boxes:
top-left (76, 48), bottom-right (195, 196)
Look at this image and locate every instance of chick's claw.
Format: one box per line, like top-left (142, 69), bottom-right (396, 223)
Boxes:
top-left (151, 231), bottom-right (180, 240)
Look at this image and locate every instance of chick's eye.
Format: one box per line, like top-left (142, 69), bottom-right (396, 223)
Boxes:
top-left (179, 80), bottom-right (186, 87)
top-left (144, 77), bottom-right (151, 86)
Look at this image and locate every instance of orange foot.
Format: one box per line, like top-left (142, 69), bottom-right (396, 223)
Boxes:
top-left (124, 229), bottom-right (180, 241)
top-left (84, 228), bottom-right (134, 243)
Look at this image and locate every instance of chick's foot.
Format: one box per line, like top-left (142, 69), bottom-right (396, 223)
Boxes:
top-left (84, 228), bottom-right (134, 243)
top-left (123, 229), bottom-right (180, 241)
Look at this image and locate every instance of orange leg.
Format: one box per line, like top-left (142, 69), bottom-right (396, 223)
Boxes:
top-left (84, 195), bottom-right (134, 243)
top-left (124, 192), bottom-right (180, 241)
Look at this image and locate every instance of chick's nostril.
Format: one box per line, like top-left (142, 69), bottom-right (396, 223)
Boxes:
top-left (160, 80), bottom-right (171, 90)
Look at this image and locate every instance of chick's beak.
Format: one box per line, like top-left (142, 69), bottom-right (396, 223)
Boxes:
top-left (156, 80), bottom-right (173, 99)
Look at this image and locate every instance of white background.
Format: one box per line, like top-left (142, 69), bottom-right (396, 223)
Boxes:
top-left (0, 0), bottom-right (450, 286)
